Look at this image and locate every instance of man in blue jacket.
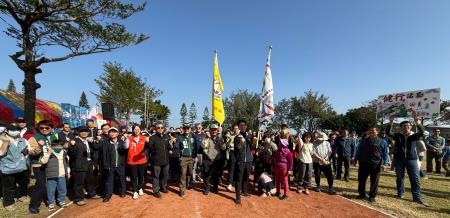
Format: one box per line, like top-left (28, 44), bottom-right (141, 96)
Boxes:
top-left (355, 127), bottom-right (389, 203)
top-left (335, 129), bottom-right (356, 182)
top-left (386, 114), bottom-right (428, 206)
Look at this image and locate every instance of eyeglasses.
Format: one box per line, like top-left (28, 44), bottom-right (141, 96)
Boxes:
top-left (39, 127), bottom-right (51, 130)
top-left (156, 126), bottom-right (164, 129)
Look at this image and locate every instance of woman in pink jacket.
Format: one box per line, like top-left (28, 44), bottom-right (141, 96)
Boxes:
top-left (273, 138), bottom-right (293, 200)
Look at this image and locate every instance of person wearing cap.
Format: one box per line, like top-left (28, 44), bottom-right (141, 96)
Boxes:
top-left (98, 127), bottom-right (127, 202)
top-left (0, 124), bottom-right (29, 210)
top-left (442, 139), bottom-right (450, 177)
top-left (40, 138), bottom-right (68, 211)
top-left (233, 120), bottom-right (254, 204)
top-left (149, 121), bottom-right (173, 198)
top-left (28, 120), bottom-right (55, 214)
top-left (15, 117), bottom-right (33, 139)
top-left (176, 124), bottom-right (198, 197)
top-left (125, 124), bottom-right (149, 200)
top-left (273, 138), bottom-right (293, 200)
top-left (425, 128), bottom-right (445, 174)
top-left (68, 125), bottom-right (101, 206)
top-left (355, 127), bottom-right (389, 203)
top-left (201, 123), bottom-right (226, 196)
top-left (386, 114), bottom-right (428, 206)
top-left (312, 132), bottom-right (336, 194)
top-left (335, 129), bottom-right (356, 182)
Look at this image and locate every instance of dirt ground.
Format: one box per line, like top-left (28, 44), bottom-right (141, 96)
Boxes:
top-left (47, 181), bottom-right (389, 218)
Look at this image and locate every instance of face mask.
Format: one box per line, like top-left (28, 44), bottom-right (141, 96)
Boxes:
top-left (7, 130), bottom-right (21, 137)
top-left (52, 148), bottom-right (63, 153)
top-left (0, 127), bottom-right (5, 133)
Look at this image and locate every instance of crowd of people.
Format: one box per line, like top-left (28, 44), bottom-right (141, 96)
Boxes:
top-left (0, 115), bottom-right (449, 214)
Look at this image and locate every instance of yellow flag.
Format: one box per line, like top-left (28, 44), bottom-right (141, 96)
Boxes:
top-left (212, 51), bottom-right (225, 125)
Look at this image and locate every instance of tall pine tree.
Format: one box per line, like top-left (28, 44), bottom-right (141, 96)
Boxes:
top-left (7, 79), bottom-right (16, 92)
top-left (180, 103), bottom-right (188, 125)
top-left (79, 91), bottom-right (90, 110)
top-left (189, 103), bottom-right (197, 126)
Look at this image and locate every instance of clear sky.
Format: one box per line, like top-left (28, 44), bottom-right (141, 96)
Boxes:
top-left (1, 0), bottom-right (450, 127)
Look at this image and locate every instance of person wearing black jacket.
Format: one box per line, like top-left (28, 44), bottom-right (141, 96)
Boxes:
top-left (386, 114), bottom-right (428, 206)
top-left (68, 126), bottom-right (100, 206)
top-left (57, 123), bottom-right (75, 145)
top-left (335, 129), bottom-right (356, 182)
top-left (149, 121), bottom-right (173, 198)
top-left (233, 120), bottom-right (254, 205)
top-left (98, 127), bottom-right (127, 202)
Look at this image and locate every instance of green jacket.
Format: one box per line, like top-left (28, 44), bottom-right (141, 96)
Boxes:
top-left (177, 134), bottom-right (198, 158)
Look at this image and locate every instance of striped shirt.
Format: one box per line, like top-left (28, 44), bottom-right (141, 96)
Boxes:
top-left (312, 140), bottom-right (332, 162)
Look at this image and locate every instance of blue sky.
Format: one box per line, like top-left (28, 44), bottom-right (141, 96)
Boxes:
top-left (1, 0), bottom-right (450, 127)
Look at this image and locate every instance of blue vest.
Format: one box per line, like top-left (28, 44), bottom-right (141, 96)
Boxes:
top-left (0, 138), bottom-right (28, 174)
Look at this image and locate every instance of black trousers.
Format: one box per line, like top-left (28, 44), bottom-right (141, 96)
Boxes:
top-left (337, 156), bottom-right (351, 180)
top-left (103, 166), bottom-right (126, 199)
top-left (169, 157), bottom-right (180, 181)
top-left (152, 164), bottom-right (169, 194)
top-left (426, 151), bottom-right (442, 173)
top-left (2, 171), bottom-right (28, 207)
top-left (313, 163), bottom-right (334, 189)
top-left (358, 162), bottom-right (381, 198)
top-left (85, 161), bottom-right (97, 197)
top-left (30, 166), bottom-right (47, 209)
top-left (130, 164), bottom-right (147, 192)
top-left (202, 159), bottom-right (221, 191)
top-left (227, 154), bottom-right (237, 185)
top-left (72, 171), bottom-right (87, 202)
top-left (235, 162), bottom-right (252, 198)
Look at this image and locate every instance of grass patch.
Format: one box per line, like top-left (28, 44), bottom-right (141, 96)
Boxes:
top-left (334, 166), bottom-right (450, 218)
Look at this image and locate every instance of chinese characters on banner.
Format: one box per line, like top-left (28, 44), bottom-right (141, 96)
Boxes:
top-left (376, 88), bottom-right (440, 119)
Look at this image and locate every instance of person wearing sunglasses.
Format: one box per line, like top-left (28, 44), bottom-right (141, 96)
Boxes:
top-left (27, 120), bottom-right (54, 214)
top-left (148, 121), bottom-right (173, 198)
top-left (425, 128), bottom-right (446, 174)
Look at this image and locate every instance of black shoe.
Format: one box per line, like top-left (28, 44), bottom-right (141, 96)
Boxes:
top-left (187, 185), bottom-right (193, 190)
top-left (356, 194), bottom-right (368, 199)
top-left (161, 189), bottom-right (169, 194)
top-left (154, 192), bottom-right (161, 198)
top-left (29, 207), bottom-right (40, 214)
top-left (120, 194), bottom-right (126, 198)
top-left (243, 193), bottom-right (251, 197)
top-left (203, 190), bottom-right (209, 196)
top-left (179, 191), bottom-right (185, 197)
top-left (279, 195), bottom-right (288, 200)
top-left (396, 195), bottom-right (405, 199)
top-left (102, 198), bottom-right (110, 203)
top-left (235, 198), bottom-right (241, 205)
top-left (87, 194), bottom-right (101, 199)
top-left (368, 198), bottom-right (376, 203)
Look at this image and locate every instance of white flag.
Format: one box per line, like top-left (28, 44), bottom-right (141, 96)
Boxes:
top-left (258, 46), bottom-right (275, 123)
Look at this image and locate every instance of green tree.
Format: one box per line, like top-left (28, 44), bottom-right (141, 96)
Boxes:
top-left (202, 106), bottom-right (212, 128)
top-left (189, 103), bottom-right (197, 126)
top-left (343, 106), bottom-right (376, 135)
top-left (93, 62), bottom-right (159, 124)
top-left (6, 79), bottom-right (16, 92)
top-left (224, 90), bottom-right (260, 130)
top-left (273, 98), bottom-right (291, 130)
top-left (288, 90), bottom-right (335, 132)
top-left (0, 1), bottom-right (148, 127)
top-left (180, 103), bottom-right (187, 125)
top-left (78, 91), bottom-right (90, 110)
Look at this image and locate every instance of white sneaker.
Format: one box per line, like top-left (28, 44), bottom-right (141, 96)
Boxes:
top-left (133, 192), bottom-right (139, 199)
top-left (4, 205), bottom-right (15, 211)
top-left (139, 189), bottom-right (144, 196)
top-left (226, 184), bottom-right (233, 191)
top-left (261, 193), bottom-right (268, 198)
top-left (48, 204), bottom-right (56, 211)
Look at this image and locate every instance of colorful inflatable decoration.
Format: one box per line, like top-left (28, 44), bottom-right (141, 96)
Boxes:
top-left (0, 90), bottom-right (62, 127)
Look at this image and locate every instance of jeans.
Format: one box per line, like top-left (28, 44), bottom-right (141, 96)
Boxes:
top-left (395, 158), bottom-right (421, 201)
top-left (152, 164), bottom-right (169, 194)
top-left (103, 166), bottom-right (126, 199)
top-left (426, 150), bottom-right (442, 173)
top-left (46, 177), bottom-right (67, 204)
